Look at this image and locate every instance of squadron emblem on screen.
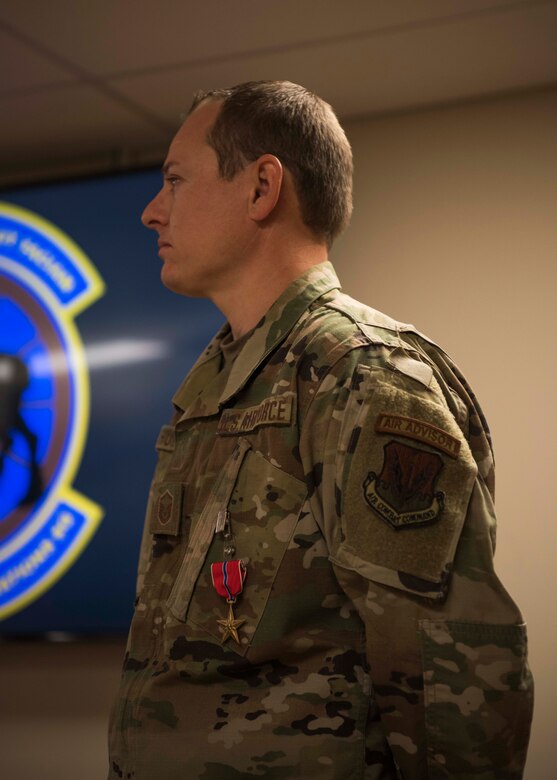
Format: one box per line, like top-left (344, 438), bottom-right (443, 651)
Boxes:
top-left (0, 202), bottom-right (105, 620)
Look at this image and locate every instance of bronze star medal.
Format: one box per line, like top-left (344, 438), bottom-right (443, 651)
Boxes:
top-left (210, 560), bottom-right (247, 646)
top-left (217, 603), bottom-right (246, 645)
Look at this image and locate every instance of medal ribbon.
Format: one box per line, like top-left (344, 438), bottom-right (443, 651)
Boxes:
top-left (210, 560), bottom-right (247, 604)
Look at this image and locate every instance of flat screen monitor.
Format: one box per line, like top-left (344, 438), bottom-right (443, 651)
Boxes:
top-left (0, 169), bottom-right (224, 635)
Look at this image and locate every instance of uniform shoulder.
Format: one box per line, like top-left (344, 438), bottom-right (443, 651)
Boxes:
top-left (323, 290), bottom-right (412, 336)
top-left (290, 291), bottom-right (444, 427)
top-left (298, 290), bottom-right (495, 488)
top-left (292, 288), bottom-right (433, 366)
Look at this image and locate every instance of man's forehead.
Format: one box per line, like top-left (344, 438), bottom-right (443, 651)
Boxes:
top-left (164, 99), bottom-right (221, 167)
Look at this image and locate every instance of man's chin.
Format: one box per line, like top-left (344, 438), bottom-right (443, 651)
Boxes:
top-left (160, 266), bottom-right (204, 299)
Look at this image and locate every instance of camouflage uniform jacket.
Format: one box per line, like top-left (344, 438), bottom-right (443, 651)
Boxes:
top-left (108, 261), bottom-right (533, 780)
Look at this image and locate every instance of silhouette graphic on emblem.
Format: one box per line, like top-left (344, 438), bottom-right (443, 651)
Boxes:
top-left (0, 354), bottom-right (43, 507)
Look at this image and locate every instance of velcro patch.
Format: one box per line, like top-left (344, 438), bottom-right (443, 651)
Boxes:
top-left (340, 367), bottom-right (477, 591)
top-left (218, 395), bottom-right (293, 435)
top-left (375, 413), bottom-right (461, 458)
top-left (149, 482), bottom-right (183, 535)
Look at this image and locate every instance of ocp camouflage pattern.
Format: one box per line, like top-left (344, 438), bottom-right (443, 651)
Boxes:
top-left (108, 261), bottom-right (533, 779)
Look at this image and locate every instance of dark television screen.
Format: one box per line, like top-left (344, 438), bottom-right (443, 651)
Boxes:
top-left (0, 169), bottom-right (224, 635)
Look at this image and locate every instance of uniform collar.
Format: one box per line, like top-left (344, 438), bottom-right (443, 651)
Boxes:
top-left (172, 260), bottom-right (341, 420)
top-left (220, 260), bottom-right (340, 405)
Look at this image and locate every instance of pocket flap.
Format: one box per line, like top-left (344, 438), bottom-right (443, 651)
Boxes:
top-left (155, 424), bottom-right (176, 452)
top-left (167, 438), bottom-right (252, 620)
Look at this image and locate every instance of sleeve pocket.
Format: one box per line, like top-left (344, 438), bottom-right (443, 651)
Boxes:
top-left (419, 619), bottom-right (533, 777)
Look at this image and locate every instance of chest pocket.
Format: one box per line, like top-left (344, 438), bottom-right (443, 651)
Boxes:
top-left (165, 438), bottom-right (307, 656)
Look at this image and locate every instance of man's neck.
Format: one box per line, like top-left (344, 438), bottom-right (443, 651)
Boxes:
top-left (212, 243), bottom-right (328, 340)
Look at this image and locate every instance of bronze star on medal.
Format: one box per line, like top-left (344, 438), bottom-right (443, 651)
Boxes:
top-left (217, 603), bottom-right (246, 645)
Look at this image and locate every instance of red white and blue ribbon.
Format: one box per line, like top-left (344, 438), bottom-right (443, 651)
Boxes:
top-left (210, 559), bottom-right (247, 604)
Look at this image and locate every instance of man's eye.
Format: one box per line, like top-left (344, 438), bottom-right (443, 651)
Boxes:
top-left (165, 176), bottom-right (180, 186)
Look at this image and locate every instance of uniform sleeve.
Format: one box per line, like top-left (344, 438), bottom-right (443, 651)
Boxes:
top-left (299, 349), bottom-right (533, 779)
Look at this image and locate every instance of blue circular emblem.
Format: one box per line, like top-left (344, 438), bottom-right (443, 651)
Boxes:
top-left (0, 202), bottom-right (104, 620)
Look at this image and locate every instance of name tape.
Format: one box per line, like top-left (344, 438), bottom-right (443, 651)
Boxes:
top-left (218, 395), bottom-right (293, 435)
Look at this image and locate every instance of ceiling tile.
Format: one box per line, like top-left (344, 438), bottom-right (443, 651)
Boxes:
top-left (0, 27), bottom-right (75, 94)
top-left (0, 83), bottom-right (172, 168)
top-left (112, 3), bottom-right (557, 123)
top-left (1, 0), bottom-right (555, 183)
top-left (0, 0), bottom-right (535, 76)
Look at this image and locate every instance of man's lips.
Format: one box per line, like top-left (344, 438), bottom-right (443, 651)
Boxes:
top-left (158, 240), bottom-right (171, 249)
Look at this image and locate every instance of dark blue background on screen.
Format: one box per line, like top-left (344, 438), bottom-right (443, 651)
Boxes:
top-left (0, 169), bottom-right (224, 635)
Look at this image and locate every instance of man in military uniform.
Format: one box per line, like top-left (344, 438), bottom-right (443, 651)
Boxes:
top-left (108, 81), bottom-right (533, 779)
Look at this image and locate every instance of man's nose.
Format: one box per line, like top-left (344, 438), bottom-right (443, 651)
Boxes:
top-left (141, 189), bottom-right (168, 230)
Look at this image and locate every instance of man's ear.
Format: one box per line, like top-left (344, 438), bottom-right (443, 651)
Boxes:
top-left (248, 155), bottom-right (283, 222)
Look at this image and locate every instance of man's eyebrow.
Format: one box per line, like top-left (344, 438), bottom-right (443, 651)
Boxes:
top-left (161, 161), bottom-right (177, 174)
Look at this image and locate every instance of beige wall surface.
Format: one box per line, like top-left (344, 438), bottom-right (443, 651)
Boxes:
top-left (0, 640), bottom-right (125, 780)
top-left (335, 86), bottom-right (557, 778)
top-left (1, 87), bottom-right (555, 779)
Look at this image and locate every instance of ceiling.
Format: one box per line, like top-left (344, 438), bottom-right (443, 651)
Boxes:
top-left (1, 0), bottom-right (556, 187)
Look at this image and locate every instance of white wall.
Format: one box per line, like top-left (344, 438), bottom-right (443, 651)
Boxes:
top-left (1, 86), bottom-right (555, 780)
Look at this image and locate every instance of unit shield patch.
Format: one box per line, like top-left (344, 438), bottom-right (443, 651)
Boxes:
top-left (0, 202), bottom-right (105, 620)
top-left (363, 441), bottom-right (445, 529)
